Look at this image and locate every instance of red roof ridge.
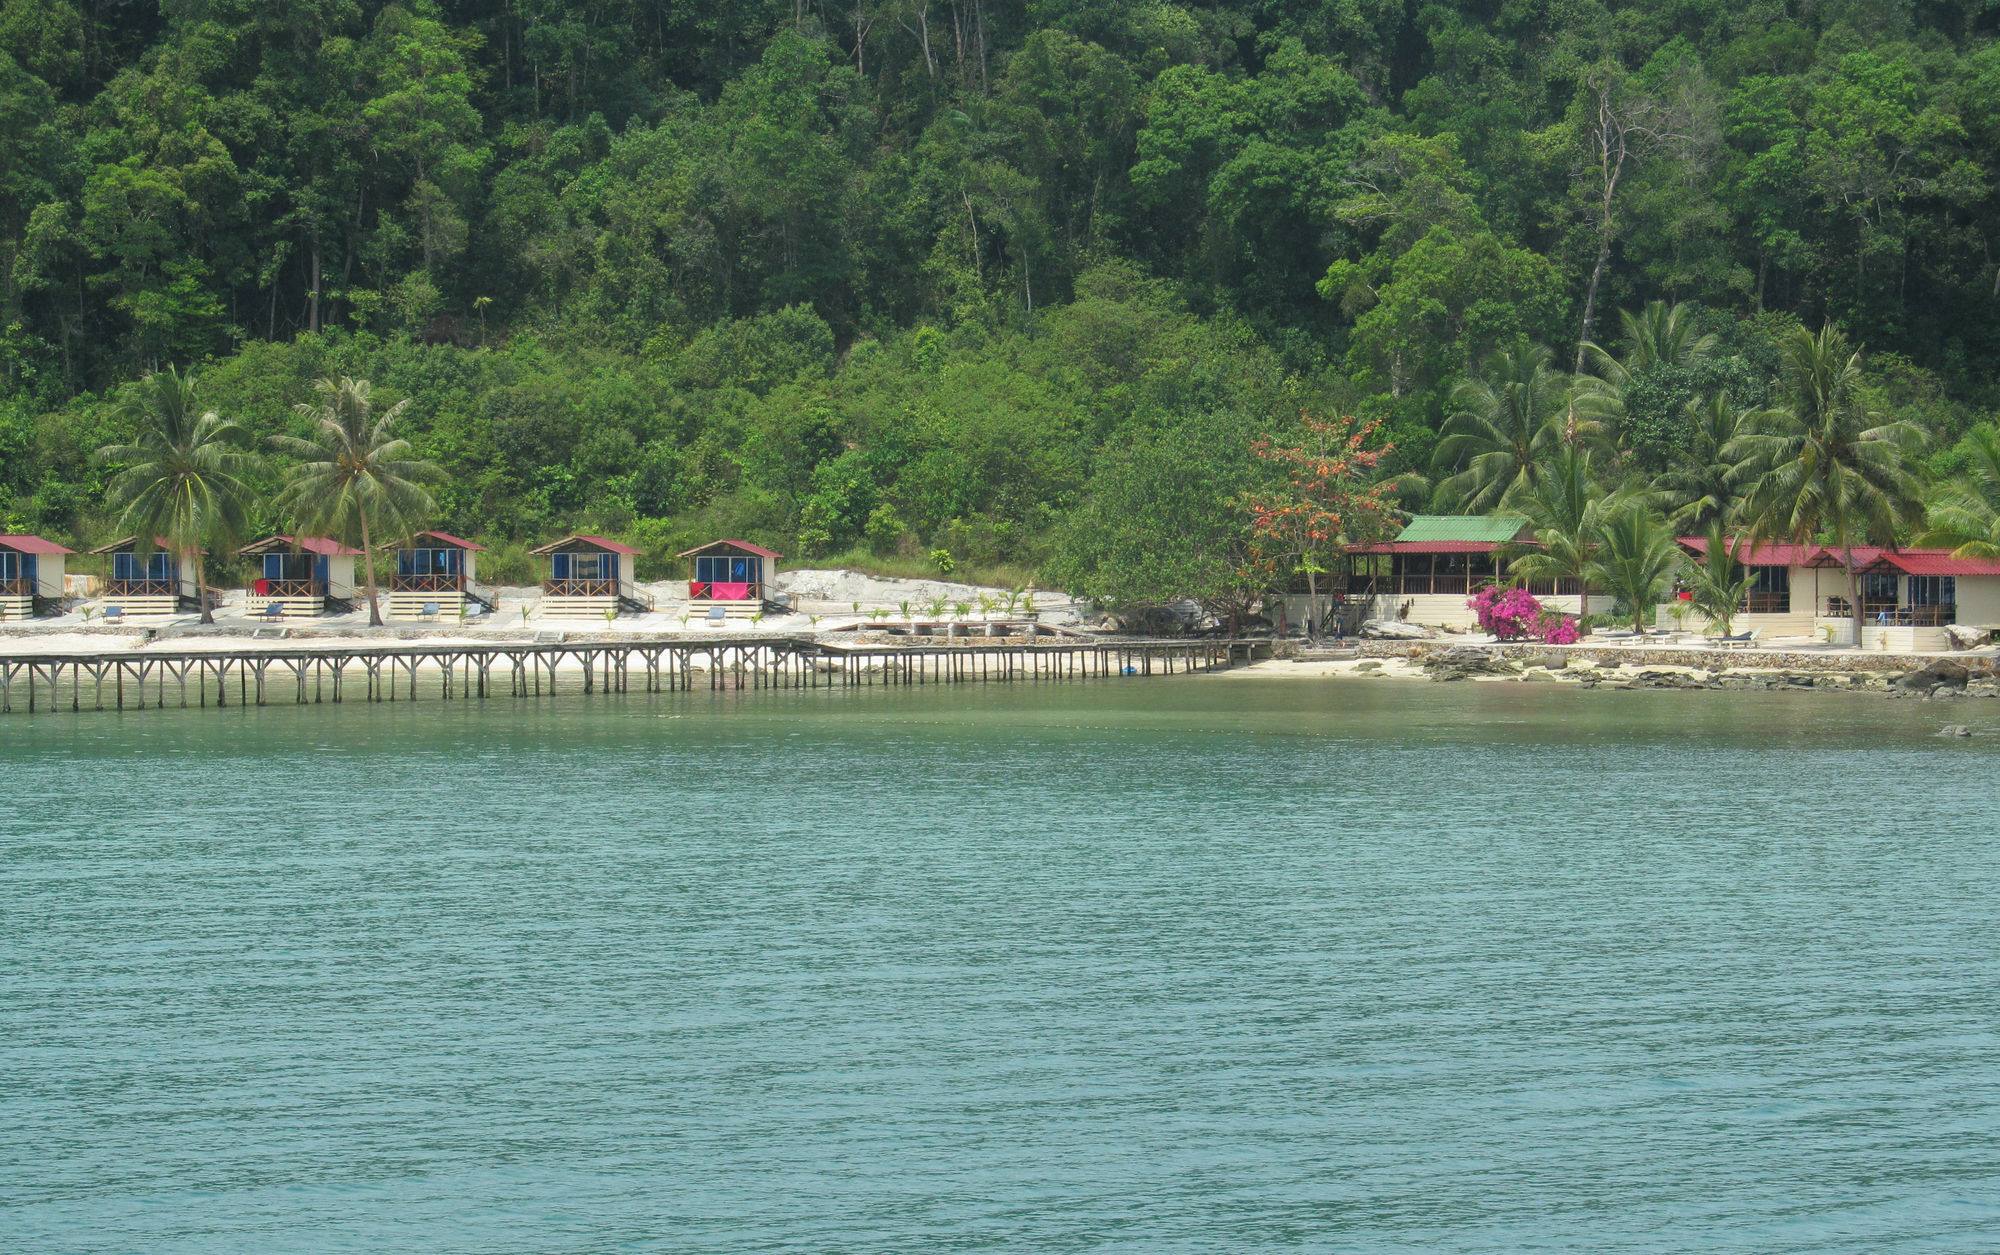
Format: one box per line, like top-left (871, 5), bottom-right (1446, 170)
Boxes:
top-left (0, 534), bottom-right (75, 555)
top-left (411, 530), bottom-right (485, 551)
top-left (237, 534), bottom-right (364, 557)
top-left (676, 538), bottom-right (784, 559)
top-left (528, 534), bottom-right (644, 556)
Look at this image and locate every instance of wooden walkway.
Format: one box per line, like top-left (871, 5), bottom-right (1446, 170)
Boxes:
top-left (0, 636), bottom-right (1253, 714)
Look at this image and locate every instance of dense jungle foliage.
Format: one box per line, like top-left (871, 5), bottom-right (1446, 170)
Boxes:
top-left (6, 0), bottom-right (2000, 587)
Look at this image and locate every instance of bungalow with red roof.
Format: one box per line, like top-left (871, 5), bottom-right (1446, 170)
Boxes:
top-left (388, 530), bottom-right (491, 619)
top-left (1327, 516), bottom-right (1600, 632)
top-left (90, 536), bottom-right (204, 616)
top-left (678, 539), bottom-right (782, 620)
top-left (0, 534), bottom-right (72, 620)
top-left (238, 535), bottom-right (363, 619)
top-left (1665, 538), bottom-right (2000, 649)
top-left (529, 534), bottom-right (647, 619)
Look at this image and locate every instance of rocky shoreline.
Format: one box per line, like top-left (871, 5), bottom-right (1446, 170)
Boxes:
top-left (1410, 646), bottom-right (1995, 698)
top-left (1251, 640), bottom-right (2000, 701)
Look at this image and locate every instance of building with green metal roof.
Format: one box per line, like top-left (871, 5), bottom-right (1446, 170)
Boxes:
top-left (1388, 515), bottom-right (1531, 546)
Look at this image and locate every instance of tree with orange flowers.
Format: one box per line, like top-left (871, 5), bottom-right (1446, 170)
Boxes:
top-left (1245, 413), bottom-right (1401, 638)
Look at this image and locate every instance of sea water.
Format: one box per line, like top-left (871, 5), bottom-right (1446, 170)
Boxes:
top-left (3, 680), bottom-right (1998, 1252)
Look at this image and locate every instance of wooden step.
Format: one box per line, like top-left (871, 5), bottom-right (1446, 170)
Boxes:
top-left (387, 591), bottom-right (470, 620)
top-left (94, 594), bottom-right (181, 618)
top-left (245, 595), bottom-right (326, 619)
top-left (539, 595), bottom-right (622, 620)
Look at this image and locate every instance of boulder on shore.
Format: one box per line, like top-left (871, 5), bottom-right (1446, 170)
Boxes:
top-left (1360, 619), bottom-right (1432, 640)
top-left (1894, 659), bottom-right (1969, 693)
top-left (1420, 646), bottom-right (1518, 682)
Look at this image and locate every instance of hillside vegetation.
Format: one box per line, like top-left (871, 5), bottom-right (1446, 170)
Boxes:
top-left (5, 1), bottom-right (2000, 587)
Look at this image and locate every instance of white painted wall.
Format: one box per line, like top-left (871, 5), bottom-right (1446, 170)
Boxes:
top-left (1955, 575), bottom-right (2000, 625)
top-left (327, 554), bottom-right (357, 597)
top-left (34, 553), bottom-right (64, 597)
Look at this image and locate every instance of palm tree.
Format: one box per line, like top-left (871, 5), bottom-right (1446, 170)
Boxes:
top-left (1654, 392), bottom-right (1762, 533)
top-left (1501, 444), bottom-right (1611, 624)
top-left (95, 366), bottom-right (262, 625)
top-left (1683, 527), bottom-right (1755, 637)
top-left (1587, 502), bottom-right (1683, 633)
top-left (1729, 324), bottom-right (1926, 643)
top-left (1582, 300), bottom-right (1719, 389)
top-left (1432, 341), bottom-right (1616, 512)
top-left (1916, 425), bottom-right (2000, 558)
top-left (273, 376), bottom-right (440, 626)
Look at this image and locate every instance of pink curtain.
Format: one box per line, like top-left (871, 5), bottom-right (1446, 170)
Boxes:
top-left (712, 581), bottom-right (750, 600)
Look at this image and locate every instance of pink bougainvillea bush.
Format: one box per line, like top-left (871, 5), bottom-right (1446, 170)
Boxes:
top-left (1533, 609), bottom-right (1581, 644)
top-left (1468, 586), bottom-right (1580, 643)
top-left (1469, 585), bottom-right (1541, 639)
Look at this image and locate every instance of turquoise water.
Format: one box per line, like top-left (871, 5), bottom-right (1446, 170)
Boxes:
top-left (4, 680), bottom-right (1999, 1252)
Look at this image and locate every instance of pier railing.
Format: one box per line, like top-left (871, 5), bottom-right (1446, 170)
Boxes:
top-left (0, 636), bottom-right (1256, 715)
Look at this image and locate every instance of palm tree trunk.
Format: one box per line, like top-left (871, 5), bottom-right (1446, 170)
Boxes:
top-left (193, 549), bottom-right (213, 625)
top-left (1846, 549), bottom-right (1862, 649)
top-left (360, 511), bottom-right (381, 627)
top-left (1306, 567), bottom-right (1319, 641)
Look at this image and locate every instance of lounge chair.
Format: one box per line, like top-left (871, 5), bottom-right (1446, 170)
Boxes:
top-left (422, 601), bottom-right (440, 620)
top-left (261, 601), bottom-right (285, 620)
top-left (103, 605), bottom-right (123, 623)
top-left (706, 605), bottom-right (727, 626)
top-left (1718, 628), bottom-right (1762, 649)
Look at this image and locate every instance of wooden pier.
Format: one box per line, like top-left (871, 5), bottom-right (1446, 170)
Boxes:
top-left (0, 636), bottom-right (1255, 714)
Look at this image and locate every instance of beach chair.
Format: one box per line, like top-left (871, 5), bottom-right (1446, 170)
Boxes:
top-left (422, 601), bottom-right (440, 621)
top-left (103, 605), bottom-right (123, 623)
top-left (261, 601), bottom-right (285, 621)
top-left (1720, 627), bottom-right (1762, 649)
top-left (706, 605), bottom-right (727, 626)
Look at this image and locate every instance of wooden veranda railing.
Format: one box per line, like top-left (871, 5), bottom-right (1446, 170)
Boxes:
top-left (1824, 598), bottom-right (1955, 626)
top-left (688, 581), bottom-right (766, 601)
top-left (256, 579), bottom-right (326, 598)
top-left (544, 578), bottom-right (618, 597)
top-left (105, 578), bottom-right (180, 597)
top-left (391, 573), bottom-right (466, 593)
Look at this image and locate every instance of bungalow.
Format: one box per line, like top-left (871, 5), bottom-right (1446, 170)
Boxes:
top-left (0, 535), bottom-right (72, 621)
top-left (238, 535), bottom-right (362, 619)
top-left (1662, 539), bottom-right (2000, 649)
top-left (678, 539), bottom-right (782, 619)
top-left (388, 531), bottom-right (490, 620)
top-left (1325, 515), bottom-right (1600, 633)
top-left (90, 536), bottom-right (204, 616)
top-left (529, 535), bottom-right (648, 619)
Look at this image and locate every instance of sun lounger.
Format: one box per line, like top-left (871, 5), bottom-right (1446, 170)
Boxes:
top-left (707, 605), bottom-right (726, 626)
top-left (1718, 628), bottom-right (1762, 649)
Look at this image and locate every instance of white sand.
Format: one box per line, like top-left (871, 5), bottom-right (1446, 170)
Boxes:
top-left (1, 567), bottom-right (1090, 654)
